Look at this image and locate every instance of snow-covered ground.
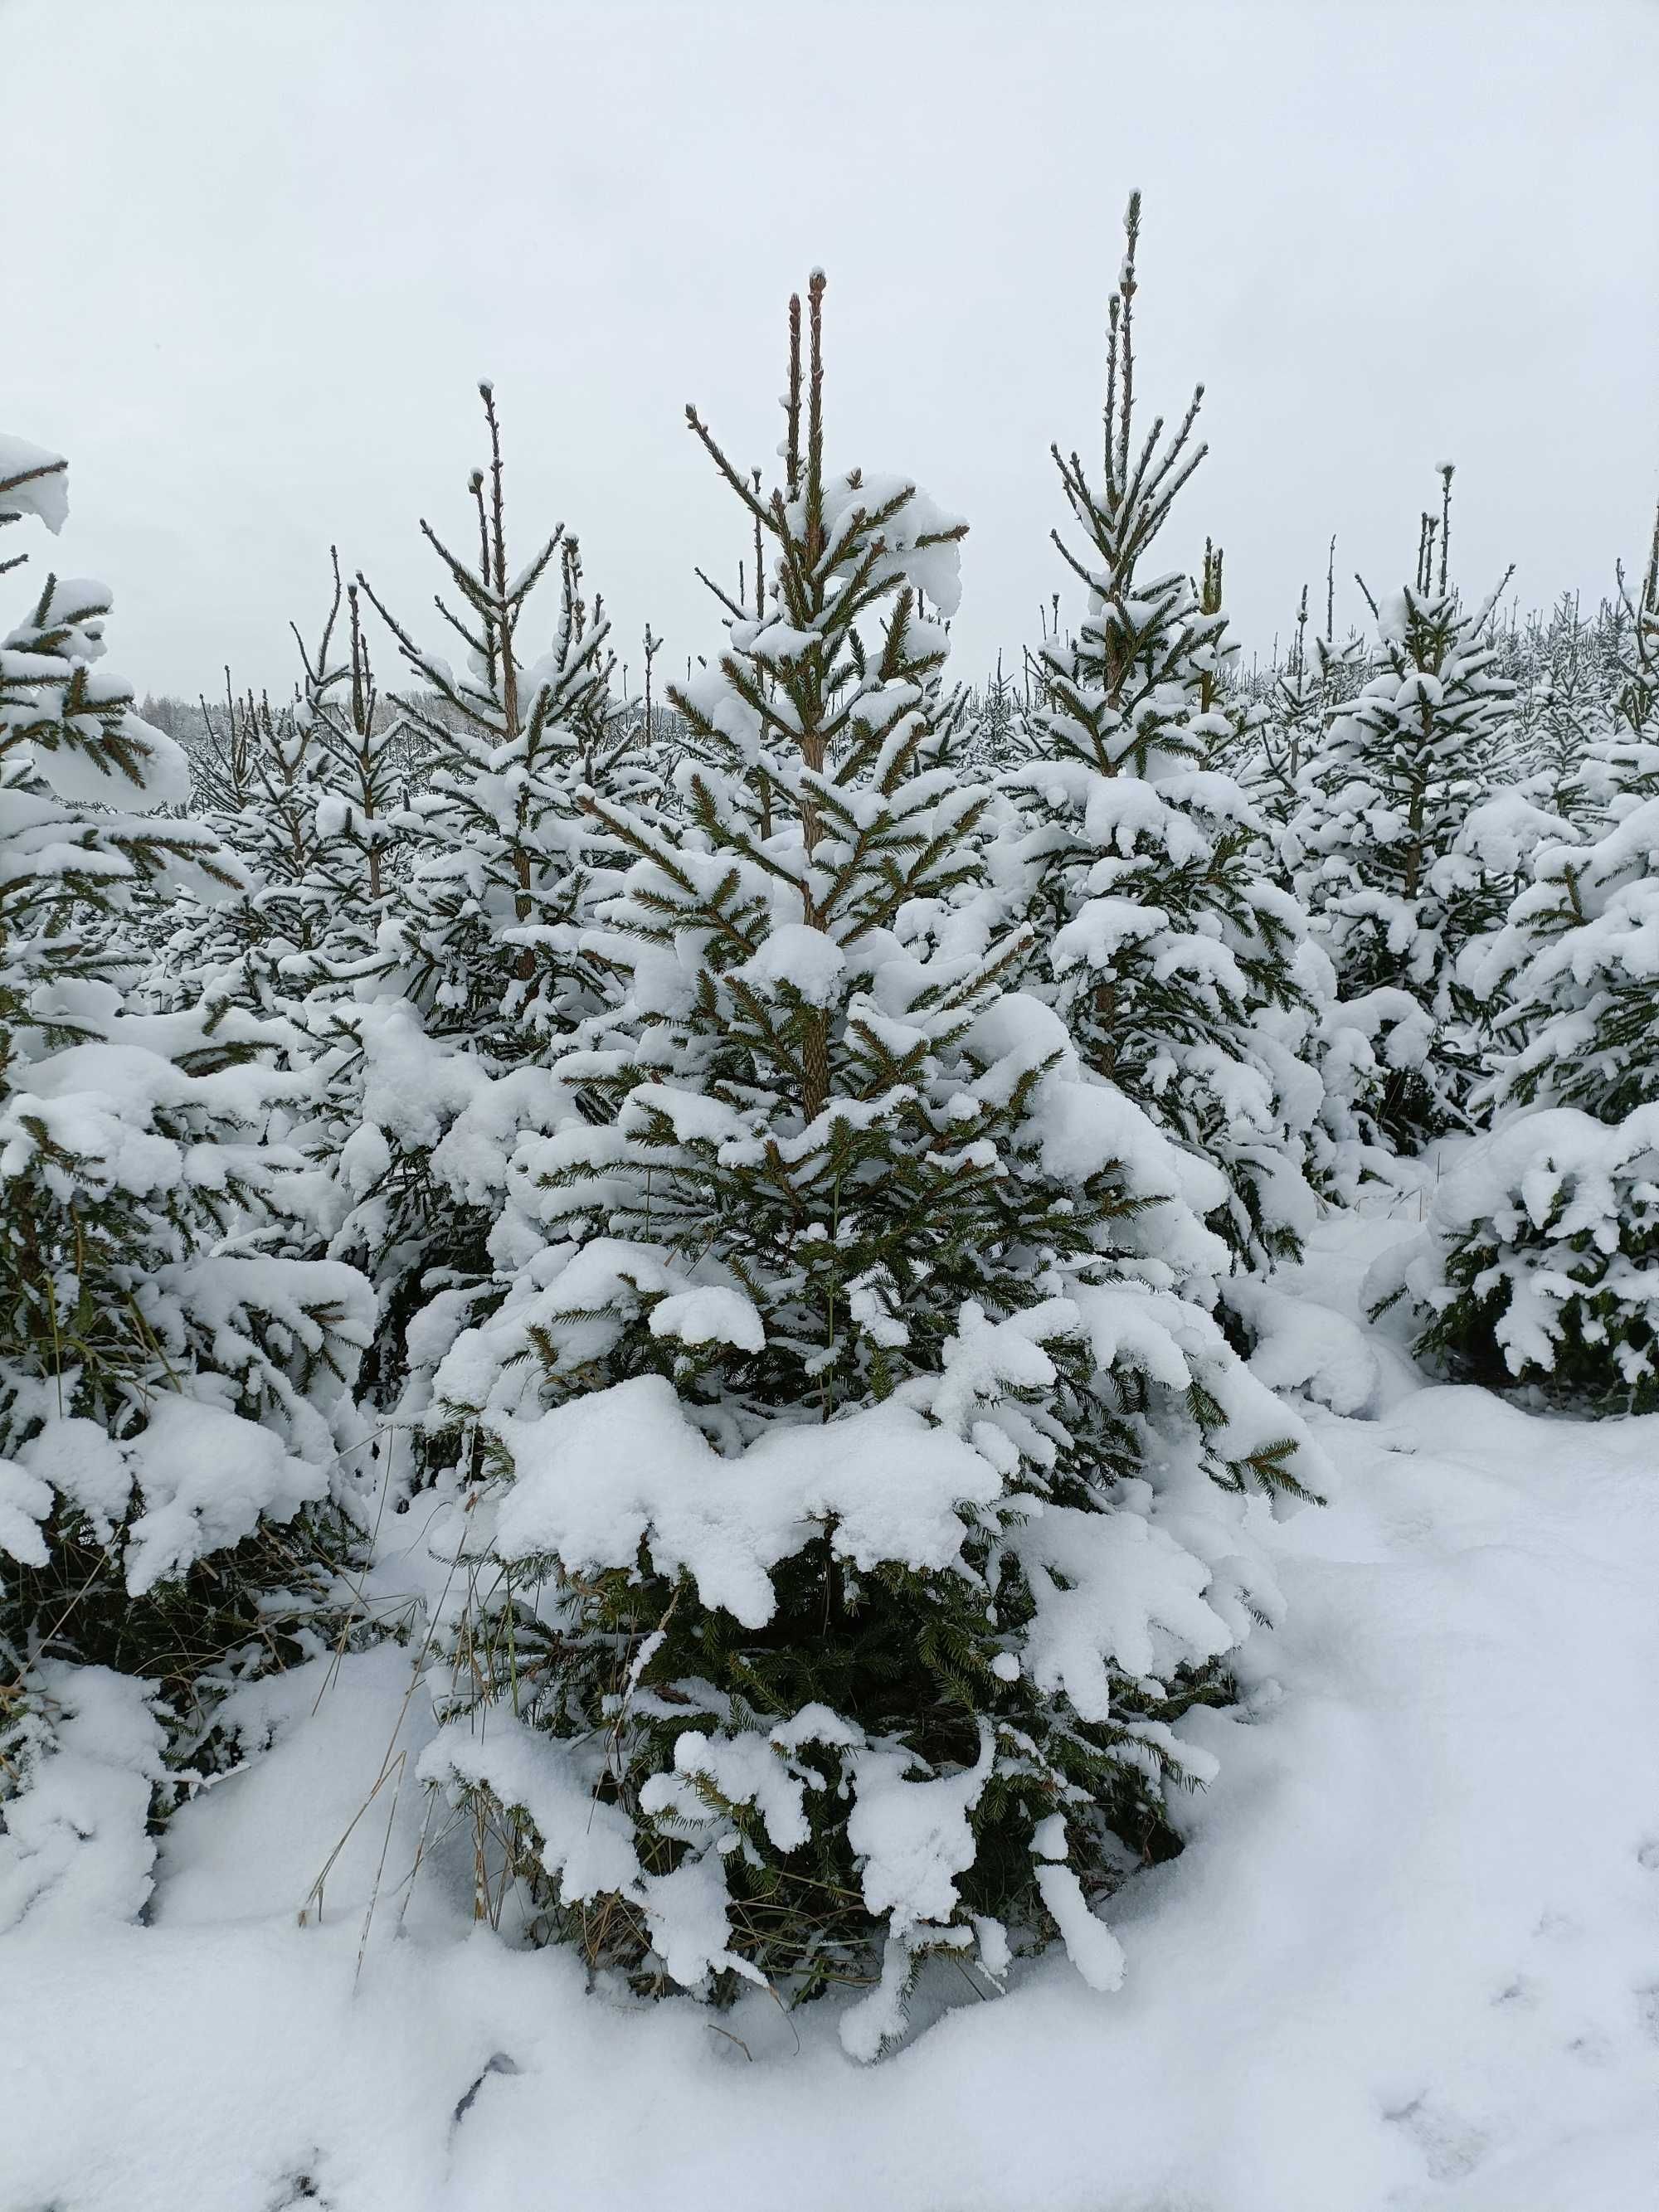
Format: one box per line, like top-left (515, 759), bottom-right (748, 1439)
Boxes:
top-left (6, 1211), bottom-right (1658, 2212)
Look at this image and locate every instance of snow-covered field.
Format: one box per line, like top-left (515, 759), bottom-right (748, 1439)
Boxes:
top-left (7, 1209), bottom-right (1657, 2212)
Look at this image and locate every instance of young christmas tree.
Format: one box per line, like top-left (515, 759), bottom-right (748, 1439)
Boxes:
top-left (969, 653), bottom-right (1027, 771)
top-left (148, 677), bottom-right (333, 1025)
top-left (1223, 548), bottom-right (1371, 908)
top-left (357, 382), bottom-right (630, 1059)
top-left (1291, 466), bottom-right (1519, 1150)
top-left (1371, 504), bottom-right (1659, 1410)
top-left (410, 275), bottom-right (1320, 2059)
top-left (278, 389), bottom-right (640, 1429)
top-left (1002, 195), bottom-right (1325, 1267)
top-left (0, 436), bottom-right (375, 1930)
top-left (1511, 594), bottom-right (1614, 829)
top-left (1609, 502), bottom-right (1659, 751)
top-left (289, 550), bottom-right (419, 992)
top-left (1243, 584), bottom-right (1323, 829)
top-left (140, 572), bottom-right (421, 1325)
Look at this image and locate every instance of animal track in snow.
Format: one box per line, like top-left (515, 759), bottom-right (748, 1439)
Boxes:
top-left (1491, 1974), bottom-right (1539, 2010)
top-left (1381, 2093), bottom-right (1488, 2183)
top-left (1531, 1907), bottom-right (1582, 1941)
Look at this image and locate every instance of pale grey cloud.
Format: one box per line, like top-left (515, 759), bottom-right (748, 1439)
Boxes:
top-left (7, 0), bottom-right (1656, 699)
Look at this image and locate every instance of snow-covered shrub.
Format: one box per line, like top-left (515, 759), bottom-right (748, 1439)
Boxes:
top-left (413, 280), bottom-right (1321, 2058)
top-left (1371, 1106), bottom-right (1659, 1412)
top-left (0, 1661), bottom-right (167, 1932)
top-left (0, 438), bottom-right (376, 1913)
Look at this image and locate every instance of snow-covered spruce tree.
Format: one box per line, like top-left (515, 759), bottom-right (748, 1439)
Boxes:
top-left (289, 550), bottom-right (420, 993)
top-left (1188, 541), bottom-right (1282, 789)
top-left (1609, 501), bottom-right (1659, 751)
top-left (1511, 595), bottom-right (1613, 829)
top-left (356, 382), bottom-right (630, 1059)
top-left (1223, 551), bottom-right (1369, 873)
top-left (1238, 585), bottom-right (1322, 832)
top-left (414, 275), bottom-right (1319, 2059)
top-left (160, 566), bottom-right (426, 1332)
top-left (0, 436), bottom-right (375, 1925)
top-left (967, 655), bottom-right (1027, 772)
top-left (1370, 508), bottom-right (1659, 1410)
top-left (1291, 467), bottom-right (1518, 1150)
top-left (158, 685), bottom-right (364, 1024)
top-left (157, 556), bottom-right (421, 1010)
top-left (1423, 592), bottom-right (1621, 1060)
top-left (1478, 504), bottom-right (1659, 1126)
top-left (135, 678), bottom-right (264, 1005)
top-left (910, 627), bottom-right (975, 778)
top-left (1371, 1080), bottom-right (1659, 1413)
top-left (1003, 196), bottom-right (1324, 1267)
top-left (141, 561), bottom-right (426, 1311)
top-left (1243, 574), bottom-right (1366, 840)
top-left (291, 387), bottom-right (635, 1429)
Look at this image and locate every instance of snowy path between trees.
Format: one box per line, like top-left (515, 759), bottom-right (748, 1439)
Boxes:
top-left (5, 1215), bottom-right (1659, 2212)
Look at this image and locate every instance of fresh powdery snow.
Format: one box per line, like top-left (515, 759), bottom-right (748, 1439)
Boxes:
top-left (5, 1204), bottom-right (1659, 2211)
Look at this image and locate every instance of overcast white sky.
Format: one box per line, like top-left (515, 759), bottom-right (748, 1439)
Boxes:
top-left (7, 0), bottom-right (1657, 702)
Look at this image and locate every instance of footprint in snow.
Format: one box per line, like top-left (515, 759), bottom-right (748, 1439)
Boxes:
top-left (1382, 2093), bottom-right (1488, 2183)
top-left (451, 2051), bottom-right (522, 2132)
top-left (1491, 1974), bottom-right (1539, 2011)
top-left (265, 2173), bottom-right (329, 2211)
top-left (1566, 2026), bottom-right (1614, 2066)
top-left (1532, 1907), bottom-right (1582, 1941)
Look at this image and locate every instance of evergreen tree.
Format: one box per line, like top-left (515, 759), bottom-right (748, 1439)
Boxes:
top-left (0, 436), bottom-right (375, 1927)
top-left (1374, 507), bottom-right (1659, 1412)
top-left (1291, 466), bottom-right (1517, 1148)
top-left (1610, 502), bottom-right (1659, 749)
top-left (357, 382), bottom-right (629, 1060)
top-left (1473, 513), bottom-right (1659, 1130)
top-left (151, 677), bottom-right (333, 1023)
top-left (290, 551), bottom-right (419, 993)
top-left (1244, 562), bottom-right (1369, 821)
top-left (1512, 595), bottom-right (1613, 829)
top-left (1002, 195), bottom-right (1325, 1266)
top-left (411, 275), bottom-right (1318, 2059)
top-left (1246, 585), bottom-right (1323, 828)
top-left (281, 388), bottom-right (640, 1425)
top-left (1224, 550), bottom-right (1370, 896)
top-left (969, 654), bottom-right (1026, 771)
